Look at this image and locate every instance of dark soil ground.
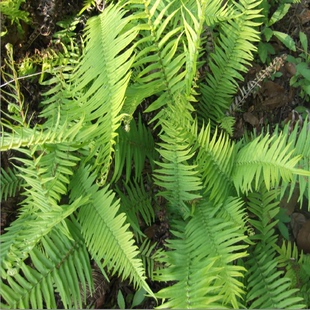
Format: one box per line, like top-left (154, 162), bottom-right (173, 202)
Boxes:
top-left (1, 0), bottom-right (310, 308)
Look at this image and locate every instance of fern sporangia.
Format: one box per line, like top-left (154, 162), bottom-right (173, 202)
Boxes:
top-left (1, 0), bottom-right (310, 308)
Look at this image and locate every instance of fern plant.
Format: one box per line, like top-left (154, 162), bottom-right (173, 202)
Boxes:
top-left (1, 0), bottom-right (310, 309)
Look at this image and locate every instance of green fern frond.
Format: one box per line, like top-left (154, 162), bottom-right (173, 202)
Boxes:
top-left (154, 116), bottom-right (202, 219)
top-left (1, 219), bottom-right (93, 309)
top-left (275, 241), bottom-right (310, 306)
top-left (194, 123), bottom-right (236, 203)
top-left (1, 194), bottom-right (87, 278)
top-left (138, 239), bottom-right (159, 281)
top-left (116, 179), bottom-right (155, 242)
top-left (112, 115), bottom-right (156, 183)
top-left (69, 165), bottom-right (154, 298)
top-left (0, 117), bottom-right (85, 152)
top-left (78, 0), bottom-right (98, 15)
top-left (35, 143), bottom-right (81, 202)
top-left (219, 115), bottom-right (236, 136)
top-left (275, 241), bottom-right (303, 287)
top-left (232, 132), bottom-right (310, 195)
top-left (245, 188), bottom-right (305, 309)
top-left (0, 0), bottom-right (30, 33)
top-left (279, 119), bottom-right (310, 210)
top-left (187, 197), bottom-right (248, 308)
top-left (54, 4), bottom-right (138, 185)
top-left (199, 0), bottom-right (262, 123)
top-left (246, 246), bottom-right (304, 309)
top-left (180, 0), bottom-right (210, 98)
top-left (122, 0), bottom-right (187, 115)
top-left (299, 255), bottom-right (310, 306)
top-left (214, 196), bottom-right (248, 232)
top-left (246, 188), bottom-right (280, 243)
top-left (1, 43), bottom-right (28, 126)
top-left (155, 194), bottom-right (248, 308)
top-left (0, 167), bottom-right (23, 201)
top-left (155, 219), bottom-right (223, 309)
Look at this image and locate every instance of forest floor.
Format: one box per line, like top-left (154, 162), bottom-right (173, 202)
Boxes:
top-left (1, 0), bottom-right (310, 308)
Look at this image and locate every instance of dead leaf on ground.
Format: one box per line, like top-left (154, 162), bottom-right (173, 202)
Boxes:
top-left (297, 220), bottom-right (310, 253)
top-left (259, 81), bottom-right (288, 110)
top-left (291, 212), bottom-right (307, 239)
top-left (243, 111), bottom-right (259, 127)
top-left (299, 9), bottom-right (310, 24)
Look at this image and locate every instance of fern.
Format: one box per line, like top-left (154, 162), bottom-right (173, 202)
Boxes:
top-left (155, 219), bottom-right (223, 309)
top-left (244, 188), bottom-right (305, 308)
top-left (154, 101), bottom-right (202, 219)
top-left (194, 122), bottom-right (236, 203)
top-left (199, 0), bottom-right (262, 123)
top-left (138, 239), bottom-right (160, 281)
top-left (1, 219), bottom-right (93, 309)
top-left (232, 132), bottom-right (310, 195)
top-left (116, 179), bottom-right (155, 242)
top-left (0, 0), bottom-right (30, 35)
top-left (275, 241), bottom-right (310, 306)
top-left (155, 195), bottom-right (248, 308)
top-left (69, 165), bottom-right (154, 298)
top-left (121, 0), bottom-right (188, 117)
top-left (1, 0), bottom-right (310, 308)
top-left (279, 119), bottom-right (310, 210)
top-left (112, 115), bottom-right (156, 183)
top-left (0, 167), bottom-right (23, 201)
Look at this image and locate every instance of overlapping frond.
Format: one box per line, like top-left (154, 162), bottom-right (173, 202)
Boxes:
top-left (69, 165), bottom-right (154, 297)
top-left (138, 239), bottom-right (160, 281)
top-left (275, 242), bottom-right (310, 305)
top-left (49, 4), bottom-right (138, 185)
top-left (194, 123), bottom-right (236, 203)
top-left (275, 241), bottom-right (305, 289)
top-left (1, 193), bottom-right (87, 279)
top-left (155, 219), bottom-right (223, 309)
top-left (154, 109), bottom-right (202, 219)
top-left (188, 197), bottom-right (248, 308)
top-left (232, 132), bottom-right (310, 195)
top-left (245, 188), bottom-right (305, 309)
top-left (155, 195), bottom-right (247, 308)
top-left (2, 0), bottom-right (309, 307)
top-left (121, 0), bottom-right (187, 116)
top-left (199, 0), bottom-right (262, 123)
top-left (34, 143), bottom-right (81, 202)
top-left (0, 117), bottom-right (84, 152)
top-left (1, 219), bottom-right (93, 309)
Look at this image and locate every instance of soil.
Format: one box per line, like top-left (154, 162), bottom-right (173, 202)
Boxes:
top-left (1, 0), bottom-right (310, 308)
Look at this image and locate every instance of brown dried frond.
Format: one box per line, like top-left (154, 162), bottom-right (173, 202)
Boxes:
top-left (229, 54), bottom-right (287, 115)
